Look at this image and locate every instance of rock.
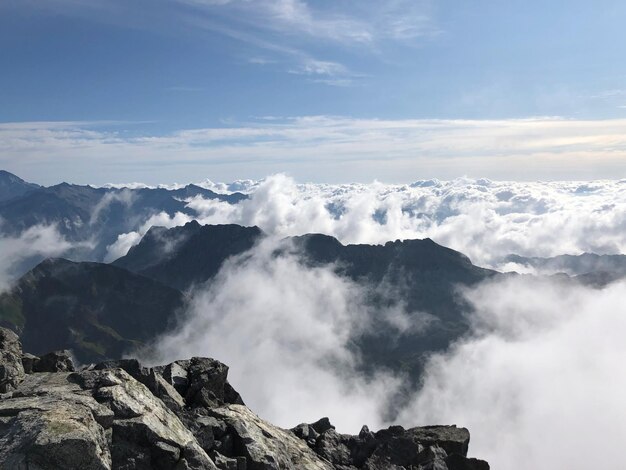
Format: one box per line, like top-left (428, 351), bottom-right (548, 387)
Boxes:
top-left (315, 428), bottom-right (354, 467)
top-left (292, 418), bottom-right (490, 470)
top-left (0, 327), bottom-right (25, 393)
top-left (0, 368), bottom-right (217, 469)
top-left (94, 359), bottom-right (186, 413)
top-left (208, 404), bottom-right (333, 469)
top-left (214, 451), bottom-right (247, 470)
top-left (445, 453), bottom-right (491, 470)
top-left (156, 360), bottom-right (189, 396)
top-left (186, 357), bottom-right (231, 408)
top-left (0, 341), bottom-right (490, 469)
top-left (0, 373), bottom-right (112, 469)
top-left (405, 426), bottom-right (470, 457)
top-left (34, 350), bottom-right (75, 372)
top-left (291, 423), bottom-right (320, 447)
top-left (310, 417), bottom-right (335, 434)
top-left (21, 352), bottom-right (40, 374)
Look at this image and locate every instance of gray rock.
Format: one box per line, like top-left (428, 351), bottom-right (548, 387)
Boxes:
top-left (405, 426), bottom-right (470, 457)
top-left (0, 368), bottom-right (217, 469)
top-left (0, 327), bottom-right (25, 393)
top-left (445, 453), bottom-right (491, 470)
top-left (157, 361), bottom-right (189, 396)
top-left (293, 418), bottom-right (490, 470)
top-left (94, 359), bottom-right (186, 413)
top-left (34, 350), bottom-right (75, 372)
top-left (291, 423), bottom-right (320, 447)
top-left (0, 340), bottom-right (490, 470)
top-left (0, 373), bottom-right (112, 469)
top-left (209, 404), bottom-right (333, 470)
top-left (21, 352), bottom-right (39, 374)
top-left (310, 417), bottom-right (335, 434)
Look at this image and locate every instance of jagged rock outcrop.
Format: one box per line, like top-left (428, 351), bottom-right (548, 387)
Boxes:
top-left (0, 327), bottom-right (490, 469)
top-left (0, 328), bottom-right (25, 393)
top-left (290, 420), bottom-right (489, 470)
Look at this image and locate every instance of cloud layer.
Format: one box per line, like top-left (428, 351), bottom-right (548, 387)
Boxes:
top-left (108, 174), bottom-right (626, 268)
top-left (0, 224), bottom-right (77, 291)
top-left (5, 117), bottom-right (626, 184)
top-left (139, 238), bottom-right (405, 431)
top-left (400, 276), bottom-right (626, 470)
top-left (136, 229), bottom-right (626, 469)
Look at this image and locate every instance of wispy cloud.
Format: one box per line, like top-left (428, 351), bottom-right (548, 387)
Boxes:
top-left (11, 0), bottom-right (438, 85)
top-left (4, 116), bottom-right (626, 184)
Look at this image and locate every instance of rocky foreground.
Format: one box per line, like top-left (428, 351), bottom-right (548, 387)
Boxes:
top-left (0, 328), bottom-right (489, 469)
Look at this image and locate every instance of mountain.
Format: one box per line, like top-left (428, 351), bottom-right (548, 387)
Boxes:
top-left (114, 222), bottom-right (499, 381)
top-left (505, 252), bottom-right (626, 286)
top-left (0, 328), bottom-right (490, 470)
top-left (113, 221), bottom-right (263, 290)
top-left (0, 170), bottom-right (40, 202)
top-left (0, 171), bottom-right (247, 267)
top-left (0, 258), bottom-right (184, 363)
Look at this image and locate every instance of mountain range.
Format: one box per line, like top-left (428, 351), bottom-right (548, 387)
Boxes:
top-left (2, 170), bottom-right (626, 392)
top-left (0, 170), bottom-right (246, 267)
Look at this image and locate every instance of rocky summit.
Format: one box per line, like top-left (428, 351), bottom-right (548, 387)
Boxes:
top-left (0, 327), bottom-right (489, 470)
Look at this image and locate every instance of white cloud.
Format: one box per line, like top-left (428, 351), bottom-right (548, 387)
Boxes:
top-left (129, 210), bottom-right (626, 469)
top-left (138, 238), bottom-right (406, 431)
top-left (104, 211), bottom-right (192, 262)
top-left (0, 224), bottom-right (77, 291)
top-left (398, 276), bottom-right (626, 470)
top-left (6, 117), bottom-right (626, 184)
top-left (101, 173), bottom-right (626, 266)
top-left (173, 174), bottom-right (626, 269)
top-left (89, 189), bottom-right (135, 225)
top-left (289, 59), bottom-right (349, 77)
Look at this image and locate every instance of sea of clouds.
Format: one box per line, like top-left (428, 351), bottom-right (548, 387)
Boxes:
top-left (4, 175), bottom-right (626, 469)
top-left (106, 174), bottom-right (626, 271)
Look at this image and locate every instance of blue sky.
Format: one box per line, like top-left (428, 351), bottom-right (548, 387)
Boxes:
top-left (2, 0), bottom-right (626, 184)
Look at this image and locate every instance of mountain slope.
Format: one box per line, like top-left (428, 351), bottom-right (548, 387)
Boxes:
top-left (0, 172), bottom-right (247, 267)
top-left (113, 221), bottom-right (263, 290)
top-left (0, 170), bottom-right (40, 202)
top-left (0, 258), bottom-right (184, 363)
top-left (114, 223), bottom-right (499, 382)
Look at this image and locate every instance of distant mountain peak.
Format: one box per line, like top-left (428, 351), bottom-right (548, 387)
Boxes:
top-left (0, 170), bottom-right (40, 202)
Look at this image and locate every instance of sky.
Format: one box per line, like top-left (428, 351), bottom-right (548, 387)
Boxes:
top-left (2, 0), bottom-right (626, 184)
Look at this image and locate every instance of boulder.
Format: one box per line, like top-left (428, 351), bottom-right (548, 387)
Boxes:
top-left (34, 350), bottom-right (75, 372)
top-left (185, 357), bottom-right (244, 408)
top-left (208, 405), bottom-right (333, 470)
top-left (292, 418), bottom-right (490, 470)
top-left (0, 327), bottom-right (25, 393)
top-left (21, 352), bottom-right (40, 374)
top-left (0, 368), bottom-right (217, 469)
top-left (444, 453), bottom-right (491, 470)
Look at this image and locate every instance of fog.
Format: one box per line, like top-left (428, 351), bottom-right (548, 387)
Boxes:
top-left (139, 238), bottom-right (408, 431)
top-left (399, 276), bottom-right (626, 470)
top-left (0, 223), bottom-right (76, 292)
top-left (4, 176), bottom-right (626, 468)
top-left (140, 249), bottom-right (626, 469)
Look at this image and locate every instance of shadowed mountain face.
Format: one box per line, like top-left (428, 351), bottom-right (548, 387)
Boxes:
top-left (114, 222), bottom-right (499, 381)
top-left (505, 253), bottom-right (626, 286)
top-left (0, 220), bottom-right (499, 384)
top-left (0, 171), bottom-right (246, 263)
top-left (0, 170), bottom-right (40, 203)
top-left (0, 258), bottom-right (184, 363)
top-left (113, 221), bottom-right (263, 291)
